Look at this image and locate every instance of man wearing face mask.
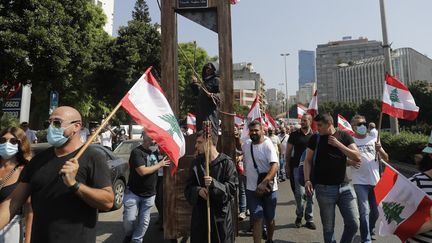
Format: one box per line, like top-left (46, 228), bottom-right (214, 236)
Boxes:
top-left (123, 132), bottom-right (170, 243)
top-left (350, 115), bottom-right (388, 243)
top-left (0, 106), bottom-right (115, 243)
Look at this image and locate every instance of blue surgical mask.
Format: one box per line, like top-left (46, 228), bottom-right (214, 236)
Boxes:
top-left (47, 125), bottom-right (69, 147)
top-left (356, 125), bottom-right (368, 135)
top-left (0, 142), bottom-right (19, 159)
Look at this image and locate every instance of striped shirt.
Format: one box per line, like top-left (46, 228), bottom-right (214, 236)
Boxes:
top-left (408, 172), bottom-right (432, 243)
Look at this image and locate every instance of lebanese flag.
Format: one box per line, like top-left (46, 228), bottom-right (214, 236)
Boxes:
top-left (307, 90), bottom-right (318, 131)
top-left (297, 103), bottom-right (307, 119)
top-left (234, 114), bottom-right (244, 128)
top-left (382, 74), bottom-right (419, 121)
top-left (374, 166), bottom-right (432, 242)
top-left (186, 113), bottom-right (196, 131)
top-left (265, 112), bottom-right (278, 129)
top-left (121, 67), bottom-right (185, 175)
top-left (241, 95), bottom-right (261, 140)
top-left (337, 114), bottom-right (354, 136)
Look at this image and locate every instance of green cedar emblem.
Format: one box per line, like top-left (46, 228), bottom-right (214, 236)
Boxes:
top-left (159, 114), bottom-right (183, 141)
top-left (382, 201), bottom-right (405, 225)
top-left (390, 88), bottom-right (401, 106)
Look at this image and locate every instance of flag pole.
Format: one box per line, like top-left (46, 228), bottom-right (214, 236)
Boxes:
top-left (74, 102), bottom-right (123, 160)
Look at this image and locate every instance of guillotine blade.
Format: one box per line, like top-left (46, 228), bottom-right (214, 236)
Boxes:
top-left (177, 9), bottom-right (218, 33)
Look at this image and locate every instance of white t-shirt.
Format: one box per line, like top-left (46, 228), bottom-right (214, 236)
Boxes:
top-left (369, 128), bottom-right (378, 139)
top-left (279, 133), bottom-right (289, 157)
top-left (351, 135), bottom-right (380, 185)
top-left (80, 128), bottom-right (90, 143)
top-left (100, 131), bottom-right (113, 149)
top-left (268, 135), bottom-right (281, 156)
top-left (242, 137), bottom-right (279, 191)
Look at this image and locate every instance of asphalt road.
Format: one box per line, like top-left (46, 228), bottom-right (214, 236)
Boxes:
top-left (96, 178), bottom-right (401, 243)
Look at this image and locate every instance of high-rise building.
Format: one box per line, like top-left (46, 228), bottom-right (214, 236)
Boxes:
top-left (265, 88), bottom-right (285, 113)
top-left (233, 62), bottom-right (266, 107)
top-left (316, 37), bottom-right (383, 102)
top-left (94, 0), bottom-right (115, 36)
top-left (296, 82), bottom-right (316, 105)
top-left (337, 48), bottom-right (432, 103)
top-left (298, 50), bottom-right (316, 87)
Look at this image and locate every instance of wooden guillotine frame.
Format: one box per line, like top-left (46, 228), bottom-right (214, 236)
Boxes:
top-left (161, 0), bottom-right (235, 240)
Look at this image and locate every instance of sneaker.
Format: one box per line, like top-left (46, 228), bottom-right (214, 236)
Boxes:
top-left (246, 209), bottom-right (250, 216)
top-left (295, 217), bottom-right (302, 228)
top-left (305, 221), bottom-right (316, 230)
top-left (239, 212), bottom-right (246, 220)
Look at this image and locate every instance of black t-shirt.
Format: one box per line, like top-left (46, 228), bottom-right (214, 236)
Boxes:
top-left (127, 146), bottom-right (158, 197)
top-left (20, 146), bottom-right (112, 243)
top-left (307, 130), bottom-right (355, 185)
top-left (288, 129), bottom-right (314, 168)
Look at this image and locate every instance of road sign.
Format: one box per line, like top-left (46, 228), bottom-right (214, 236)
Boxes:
top-left (178, 0), bottom-right (208, 9)
top-left (2, 84), bottom-right (23, 119)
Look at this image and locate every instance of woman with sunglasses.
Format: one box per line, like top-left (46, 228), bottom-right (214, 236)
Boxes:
top-left (0, 127), bottom-right (33, 243)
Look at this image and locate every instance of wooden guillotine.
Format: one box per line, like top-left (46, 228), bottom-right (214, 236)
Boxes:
top-left (161, 0), bottom-right (235, 241)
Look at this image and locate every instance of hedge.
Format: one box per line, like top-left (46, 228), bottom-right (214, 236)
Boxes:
top-left (380, 131), bottom-right (428, 164)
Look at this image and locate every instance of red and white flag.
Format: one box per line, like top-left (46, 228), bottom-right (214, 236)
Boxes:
top-left (297, 103), bottom-right (307, 119)
top-left (307, 90), bottom-right (318, 131)
top-left (241, 96), bottom-right (261, 140)
top-left (374, 166), bottom-right (432, 242)
top-left (234, 114), bottom-right (244, 128)
top-left (382, 74), bottom-right (419, 121)
top-left (230, 0), bottom-right (239, 4)
top-left (186, 113), bottom-right (196, 135)
top-left (337, 114), bottom-right (354, 136)
top-left (265, 112), bottom-right (278, 130)
top-left (121, 67), bottom-right (185, 175)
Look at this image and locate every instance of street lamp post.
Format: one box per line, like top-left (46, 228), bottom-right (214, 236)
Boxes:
top-left (281, 53), bottom-right (290, 123)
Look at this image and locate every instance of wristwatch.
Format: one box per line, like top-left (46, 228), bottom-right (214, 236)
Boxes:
top-left (69, 182), bottom-right (81, 193)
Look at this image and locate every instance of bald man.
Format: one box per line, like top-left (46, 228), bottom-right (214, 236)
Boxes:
top-left (0, 106), bottom-right (114, 243)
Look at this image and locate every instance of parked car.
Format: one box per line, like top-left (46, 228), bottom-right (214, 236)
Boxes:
top-left (31, 143), bottom-right (129, 211)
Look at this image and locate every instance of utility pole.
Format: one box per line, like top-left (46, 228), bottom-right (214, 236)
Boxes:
top-left (281, 53), bottom-right (290, 123)
top-left (379, 0), bottom-right (399, 134)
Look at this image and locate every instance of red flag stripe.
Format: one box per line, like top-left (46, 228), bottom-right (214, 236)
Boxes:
top-left (385, 73), bottom-right (409, 91)
top-left (394, 196), bottom-right (432, 242)
top-left (374, 167), bottom-right (398, 205)
top-left (122, 94), bottom-right (180, 175)
top-left (381, 103), bottom-right (419, 121)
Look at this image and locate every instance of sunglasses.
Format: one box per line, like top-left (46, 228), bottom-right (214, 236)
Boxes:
top-left (0, 137), bottom-right (20, 145)
top-left (356, 122), bottom-right (368, 127)
top-left (47, 119), bottom-right (81, 129)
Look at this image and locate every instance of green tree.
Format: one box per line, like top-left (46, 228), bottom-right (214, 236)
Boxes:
top-left (234, 100), bottom-right (249, 116)
top-left (132, 0), bottom-right (151, 24)
top-left (1, 0), bottom-right (113, 125)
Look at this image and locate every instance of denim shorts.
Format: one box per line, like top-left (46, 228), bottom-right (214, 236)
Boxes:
top-left (246, 189), bottom-right (278, 220)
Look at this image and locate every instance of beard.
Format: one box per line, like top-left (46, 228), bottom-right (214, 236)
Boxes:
top-left (250, 134), bottom-right (260, 142)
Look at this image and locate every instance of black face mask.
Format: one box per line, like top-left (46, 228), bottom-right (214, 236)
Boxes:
top-left (250, 134), bottom-right (260, 142)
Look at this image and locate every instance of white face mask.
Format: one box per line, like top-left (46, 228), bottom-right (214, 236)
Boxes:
top-left (356, 125), bottom-right (368, 135)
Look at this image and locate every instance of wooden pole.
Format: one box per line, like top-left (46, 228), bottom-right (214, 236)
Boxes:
top-left (73, 102), bottom-right (122, 160)
top-left (204, 121), bottom-right (211, 243)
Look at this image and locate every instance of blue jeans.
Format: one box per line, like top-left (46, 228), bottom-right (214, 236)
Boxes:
top-left (315, 184), bottom-right (359, 243)
top-left (353, 184), bottom-right (378, 243)
top-left (238, 175), bottom-right (247, 213)
top-left (123, 190), bottom-right (156, 243)
top-left (293, 167), bottom-right (314, 222)
top-left (279, 156), bottom-right (286, 179)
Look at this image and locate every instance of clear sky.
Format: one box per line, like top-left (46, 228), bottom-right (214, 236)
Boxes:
top-left (114, 0), bottom-right (432, 97)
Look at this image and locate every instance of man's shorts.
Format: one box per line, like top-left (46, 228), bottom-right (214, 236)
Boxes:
top-left (246, 189), bottom-right (278, 221)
